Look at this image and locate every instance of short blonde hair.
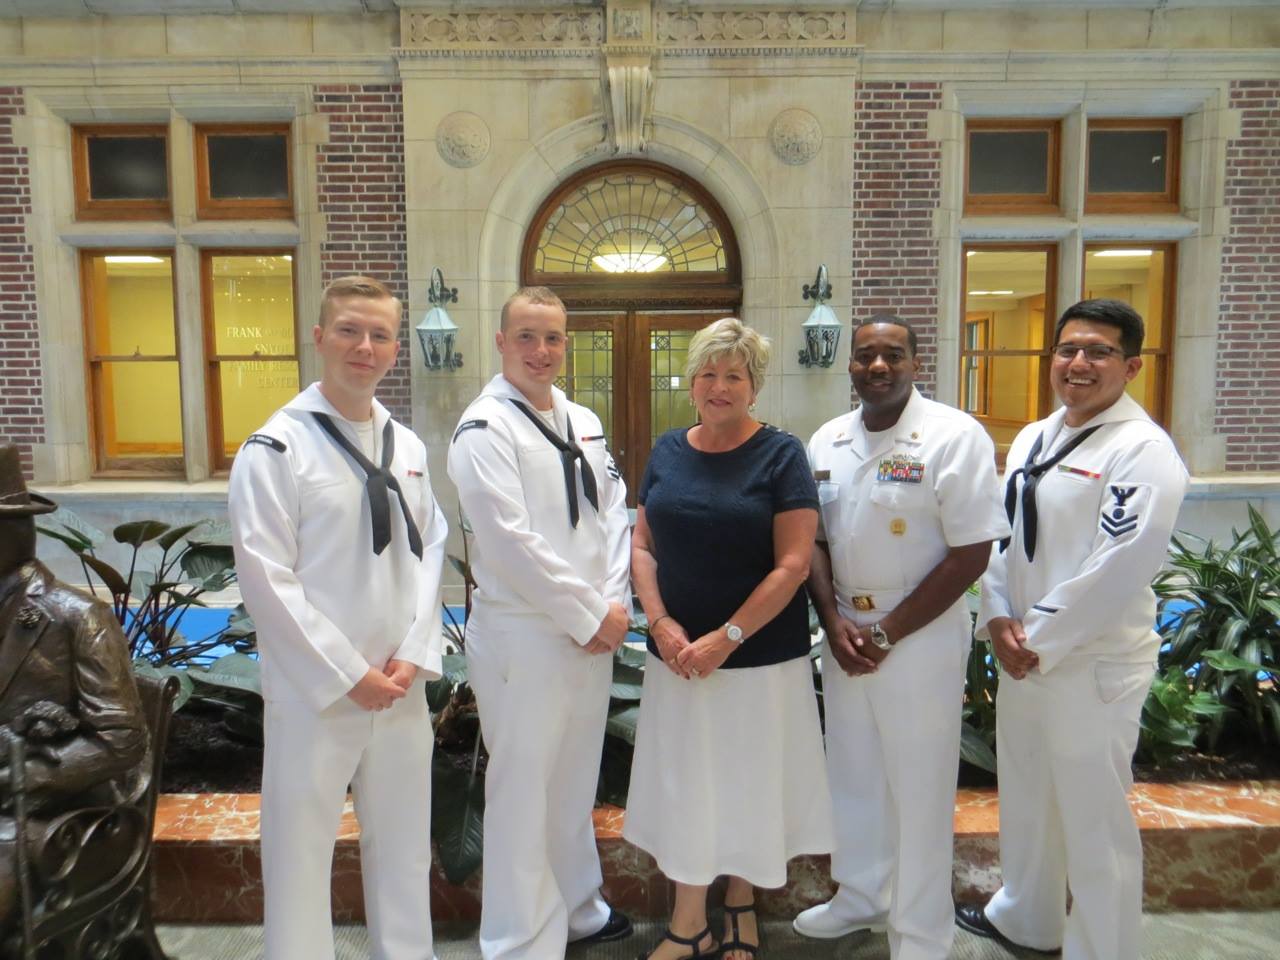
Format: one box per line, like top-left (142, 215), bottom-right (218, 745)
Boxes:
top-left (319, 275), bottom-right (401, 327)
top-left (501, 286), bottom-right (567, 330)
top-left (684, 317), bottom-right (771, 392)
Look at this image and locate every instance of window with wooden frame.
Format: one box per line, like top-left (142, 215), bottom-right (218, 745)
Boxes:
top-left (80, 251), bottom-right (184, 475)
top-left (1085, 118), bottom-right (1180, 214)
top-left (960, 245), bottom-right (1057, 458)
top-left (72, 125), bottom-right (170, 221)
top-left (195, 123), bottom-right (293, 220)
top-left (1082, 243), bottom-right (1175, 426)
top-left (201, 251), bottom-right (300, 472)
top-left (964, 119), bottom-right (1061, 215)
top-left (524, 160), bottom-right (742, 499)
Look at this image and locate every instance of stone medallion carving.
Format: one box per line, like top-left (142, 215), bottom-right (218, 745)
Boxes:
top-left (770, 108), bottom-right (823, 165)
top-left (436, 112), bottom-right (491, 168)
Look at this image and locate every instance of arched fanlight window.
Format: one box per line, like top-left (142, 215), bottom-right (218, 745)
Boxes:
top-left (523, 161), bottom-right (741, 306)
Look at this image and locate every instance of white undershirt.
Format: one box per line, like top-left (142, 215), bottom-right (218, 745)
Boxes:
top-left (535, 406), bottom-right (560, 436)
top-left (1043, 421), bottom-right (1086, 459)
top-left (352, 417), bottom-right (378, 461)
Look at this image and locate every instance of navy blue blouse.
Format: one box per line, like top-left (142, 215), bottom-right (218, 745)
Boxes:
top-left (638, 424), bottom-right (819, 669)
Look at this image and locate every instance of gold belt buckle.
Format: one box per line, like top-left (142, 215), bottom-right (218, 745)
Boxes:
top-left (852, 595), bottom-right (875, 612)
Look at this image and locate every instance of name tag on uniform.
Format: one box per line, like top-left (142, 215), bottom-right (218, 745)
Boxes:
top-left (877, 455), bottom-right (925, 484)
top-left (814, 469), bottom-right (831, 481)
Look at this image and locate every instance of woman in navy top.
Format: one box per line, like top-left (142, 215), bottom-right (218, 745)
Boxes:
top-left (623, 318), bottom-right (833, 960)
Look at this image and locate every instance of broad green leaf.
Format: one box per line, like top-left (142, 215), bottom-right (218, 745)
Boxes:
top-left (447, 554), bottom-right (472, 583)
top-left (114, 520), bottom-right (170, 546)
top-left (425, 677), bottom-right (454, 714)
top-left (192, 653), bottom-right (263, 696)
top-left (440, 653), bottom-right (468, 686)
top-left (158, 522), bottom-right (205, 552)
top-left (609, 662), bottom-right (645, 701)
top-left (432, 757), bottom-right (485, 884)
top-left (133, 661), bottom-right (194, 712)
top-left (223, 604), bottom-right (256, 640)
top-left (1186, 693), bottom-right (1230, 719)
top-left (959, 723), bottom-right (996, 773)
top-left (181, 544), bottom-right (236, 584)
top-left (615, 644), bottom-right (648, 669)
top-left (1202, 649), bottom-right (1266, 673)
top-left (605, 704), bottom-right (640, 745)
top-left (83, 554), bottom-right (129, 598)
top-left (36, 524), bottom-right (91, 555)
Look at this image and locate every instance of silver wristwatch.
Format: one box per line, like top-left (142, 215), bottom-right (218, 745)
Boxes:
top-left (724, 622), bottom-right (744, 644)
top-left (869, 623), bottom-right (892, 651)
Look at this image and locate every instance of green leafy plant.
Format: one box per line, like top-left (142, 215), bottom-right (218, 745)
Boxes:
top-left (38, 513), bottom-right (251, 713)
top-left (1138, 666), bottom-right (1230, 765)
top-left (1153, 505), bottom-right (1280, 753)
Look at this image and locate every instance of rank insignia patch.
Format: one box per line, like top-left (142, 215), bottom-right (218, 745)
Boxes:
top-left (1100, 484), bottom-right (1142, 539)
top-left (452, 419), bottom-right (488, 443)
top-left (244, 433), bottom-right (286, 452)
top-left (877, 455), bottom-right (925, 484)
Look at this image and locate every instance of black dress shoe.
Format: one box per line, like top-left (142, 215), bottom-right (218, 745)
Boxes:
top-left (572, 907), bottom-right (634, 944)
top-left (954, 903), bottom-right (1061, 955)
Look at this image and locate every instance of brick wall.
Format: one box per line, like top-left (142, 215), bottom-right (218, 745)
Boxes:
top-left (0, 87), bottom-right (40, 479)
top-left (315, 84), bottom-right (412, 423)
top-left (851, 81), bottom-right (943, 394)
top-left (1216, 79), bottom-right (1280, 471)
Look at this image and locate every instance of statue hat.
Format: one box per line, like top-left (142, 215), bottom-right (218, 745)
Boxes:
top-left (0, 445), bottom-right (57, 517)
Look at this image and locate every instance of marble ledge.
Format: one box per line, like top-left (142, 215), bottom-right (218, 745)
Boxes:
top-left (150, 780), bottom-right (1280, 922)
top-left (153, 781), bottom-right (1280, 846)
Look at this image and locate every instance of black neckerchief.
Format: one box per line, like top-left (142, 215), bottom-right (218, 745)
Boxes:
top-left (509, 399), bottom-right (599, 529)
top-left (311, 412), bottom-right (423, 560)
top-left (1001, 424), bottom-right (1103, 561)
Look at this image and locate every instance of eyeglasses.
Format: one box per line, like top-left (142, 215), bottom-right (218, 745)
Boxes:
top-left (1051, 343), bottom-right (1127, 362)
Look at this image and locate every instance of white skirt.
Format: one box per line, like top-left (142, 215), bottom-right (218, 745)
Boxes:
top-left (622, 653), bottom-right (834, 888)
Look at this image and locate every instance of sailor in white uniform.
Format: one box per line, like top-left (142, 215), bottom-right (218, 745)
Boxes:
top-left (229, 276), bottom-right (447, 960)
top-left (795, 316), bottom-right (1009, 960)
top-left (446, 286), bottom-right (633, 960)
top-left (957, 299), bottom-right (1189, 960)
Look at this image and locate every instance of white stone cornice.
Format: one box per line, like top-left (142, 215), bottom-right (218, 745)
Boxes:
top-left (0, 55), bottom-right (395, 87)
top-left (859, 47), bottom-right (1280, 82)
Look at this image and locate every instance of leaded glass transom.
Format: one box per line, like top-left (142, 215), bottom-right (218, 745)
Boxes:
top-left (534, 172), bottom-right (727, 274)
top-left (557, 329), bottom-right (614, 444)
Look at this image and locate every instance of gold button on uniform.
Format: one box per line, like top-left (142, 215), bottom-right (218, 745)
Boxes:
top-left (890, 518), bottom-right (907, 536)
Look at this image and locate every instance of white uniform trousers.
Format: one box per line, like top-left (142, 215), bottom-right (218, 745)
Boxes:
top-left (821, 608), bottom-right (969, 960)
top-left (261, 688), bottom-right (435, 960)
top-left (466, 614), bottom-right (613, 960)
top-left (985, 656), bottom-right (1152, 960)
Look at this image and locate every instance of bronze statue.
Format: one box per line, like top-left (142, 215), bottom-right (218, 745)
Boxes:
top-left (0, 445), bottom-right (150, 939)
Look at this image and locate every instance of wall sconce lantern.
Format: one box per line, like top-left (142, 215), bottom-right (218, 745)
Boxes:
top-left (416, 267), bottom-right (462, 371)
top-left (798, 263), bottom-right (840, 369)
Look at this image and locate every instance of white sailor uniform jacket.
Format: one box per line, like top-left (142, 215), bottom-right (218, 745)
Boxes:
top-left (228, 383), bottom-right (449, 711)
top-left (807, 388), bottom-right (1010, 625)
top-left (446, 374), bottom-right (631, 643)
top-left (978, 392), bottom-right (1189, 674)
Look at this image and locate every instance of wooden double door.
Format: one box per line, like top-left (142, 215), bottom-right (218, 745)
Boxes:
top-left (561, 309), bottom-right (730, 503)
